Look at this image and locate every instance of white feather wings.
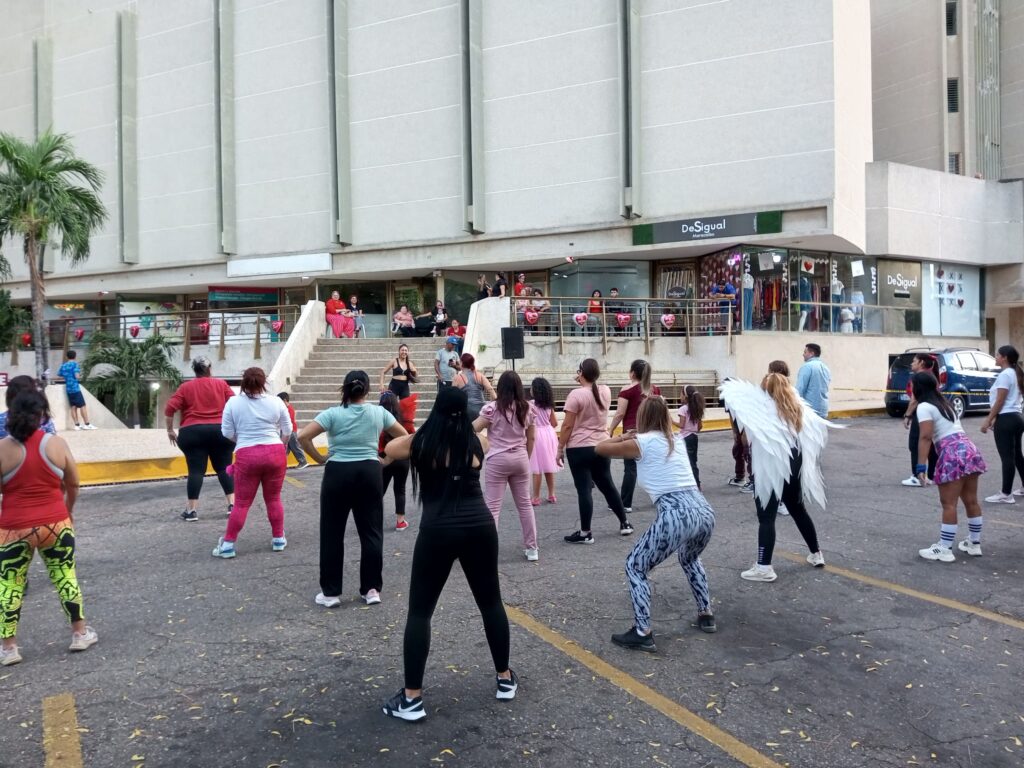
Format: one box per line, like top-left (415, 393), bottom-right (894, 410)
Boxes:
top-left (719, 379), bottom-right (840, 510)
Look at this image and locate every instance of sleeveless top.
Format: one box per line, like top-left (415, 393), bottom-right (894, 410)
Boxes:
top-left (415, 436), bottom-right (493, 530)
top-left (462, 371), bottom-right (485, 410)
top-left (1, 431), bottom-right (68, 529)
top-left (392, 359), bottom-right (410, 378)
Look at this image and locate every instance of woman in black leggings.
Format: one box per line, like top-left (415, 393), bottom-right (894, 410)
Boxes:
top-left (558, 358), bottom-right (632, 544)
top-left (980, 345), bottom-right (1024, 503)
top-left (165, 357), bottom-right (236, 521)
top-left (381, 386), bottom-right (517, 722)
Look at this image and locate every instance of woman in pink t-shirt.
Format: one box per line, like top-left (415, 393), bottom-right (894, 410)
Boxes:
top-left (557, 358), bottom-right (633, 544)
top-left (473, 371), bottom-right (538, 561)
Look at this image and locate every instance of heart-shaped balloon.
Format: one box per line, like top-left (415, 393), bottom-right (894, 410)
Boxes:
top-left (524, 310), bottom-right (539, 325)
top-left (129, 325), bottom-right (140, 338)
top-left (573, 312), bottom-right (588, 327)
top-left (271, 320), bottom-right (284, 333)
top-left (20, 332), bottom-right (32, 347)
top-left (198, 321), bottom-right (210, 335)
top-left (660, 313), bottom-right (676, 329)
top-left (616, 313), bottom-right (631, 329)
top-left (74, 328), bottom-right (85, 341)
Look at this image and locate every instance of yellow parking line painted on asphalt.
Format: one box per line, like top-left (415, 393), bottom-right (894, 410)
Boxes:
top-left (504, 605), bottom-right (786, 768)
top-left (778, 552), bottom-right (1024, 631)
top-left (284, 475), bottom-right (305, 488)
top-left (42, 692), bottom-right (84, 768)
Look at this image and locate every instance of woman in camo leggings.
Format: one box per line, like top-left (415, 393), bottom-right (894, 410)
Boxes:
top-left (596, 396), bottom-right (716, 652)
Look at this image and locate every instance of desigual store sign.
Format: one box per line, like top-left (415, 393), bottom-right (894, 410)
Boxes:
top-left (877, 260), bottom-right (921, 306)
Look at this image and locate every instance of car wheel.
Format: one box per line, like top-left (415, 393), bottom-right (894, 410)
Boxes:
top-left (885, 404), bottom-right (906, 418)
top-left (948, 394), bottom-right (966, 419)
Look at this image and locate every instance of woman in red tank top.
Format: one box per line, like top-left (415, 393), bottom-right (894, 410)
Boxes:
top-left (0, 390), bottom-right (94, 667)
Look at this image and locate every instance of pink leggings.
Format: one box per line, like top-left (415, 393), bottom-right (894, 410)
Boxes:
top-left (483, 449), bottom-right (537, 549)
top-left (225, 443), bottom-right (287, 541)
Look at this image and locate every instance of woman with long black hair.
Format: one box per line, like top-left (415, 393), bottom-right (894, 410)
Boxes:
top-left (913, 371), bottom-right (987, 560)
top-left (558, 358), bottom-right (632, 544)
top-left (381, 387), bottom-right (517, 722)
top-left (298, 371), bottom-right (407, 608)
top-left (980, 345), bottom-right (1024, 503)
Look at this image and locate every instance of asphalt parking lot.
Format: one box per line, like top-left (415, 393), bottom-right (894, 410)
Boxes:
top-left (2, 414), bottom-right (1023, 768)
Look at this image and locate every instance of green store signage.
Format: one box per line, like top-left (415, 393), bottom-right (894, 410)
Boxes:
top-left (208, 286), bottom-right (279, 303)
top-left (633, 211), bottom-right (783, 245)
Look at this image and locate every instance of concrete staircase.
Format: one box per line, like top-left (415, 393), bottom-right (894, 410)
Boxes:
top-left (290, 337), bottom-right (446, 425)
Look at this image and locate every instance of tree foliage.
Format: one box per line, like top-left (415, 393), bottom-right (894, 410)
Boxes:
top-left (83, 332), bottom-right (181, 428)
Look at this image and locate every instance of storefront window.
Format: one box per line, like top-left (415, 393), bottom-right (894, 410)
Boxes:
top-left (548, 260), bottom-right (650, 305)
top-left (921, 263), bottom-right (982, 337)
top-left (741, 247), bottom-right (786, 330)
top-left (323, 281), bottom-right (388, 337)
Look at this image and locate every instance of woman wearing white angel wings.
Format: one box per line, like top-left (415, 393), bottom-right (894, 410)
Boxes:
top-left (719, 372), bottom-right (834, 583)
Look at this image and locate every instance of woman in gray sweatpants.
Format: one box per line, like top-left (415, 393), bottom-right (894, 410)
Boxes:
top-left (596, 397), bottom-right (716, 652)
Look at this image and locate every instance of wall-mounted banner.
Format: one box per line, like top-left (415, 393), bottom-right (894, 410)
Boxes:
top-left (633, 211), bottom-right (783, 245)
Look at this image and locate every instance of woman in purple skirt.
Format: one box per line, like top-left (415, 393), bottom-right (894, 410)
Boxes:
top-left (913, 371), bottom-right (987, 562)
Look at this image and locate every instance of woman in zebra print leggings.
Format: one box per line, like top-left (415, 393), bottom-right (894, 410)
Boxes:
top-left (596, 396), bottom-right (716, 652)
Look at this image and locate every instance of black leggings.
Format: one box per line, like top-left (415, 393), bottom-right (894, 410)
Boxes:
top-left (620, 458), bottom-right (637, 508)
top-left (176, 424), bottom-right (235, 500)
top-left (683, 433), bottom-right (700, 488)
top-left (319, 460), bottom-right (384, 597)
top-left (383, 459), bottom-right (410, 517)
top-left (907, 415), bottom-right (937, 479)
top-left (993, 412), bottom-right (1024, 494)
top-left (754, 450), bottom-right (820, 565)
top-left (403, 523), bottom-right (509, 690)
top-left (566, 447), bottom-right (627, 530)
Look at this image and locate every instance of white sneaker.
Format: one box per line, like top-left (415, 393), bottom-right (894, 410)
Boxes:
top-left (1013, 488), bottom-right (1024, 497)
top-left (806, 551), bottom-right (825, 567)
top-left (0, 645), bottom-right (22, 666)
top-left (73, 424), bottom-right (82, 431)
top-left (957, 539), bottom-right (982, 557)
top-left (315, 592), bottom-right (341, 608)
top-left (362, 589), bottom-right (382, 605)
top-left (901, 476), bottom-right (922, 487)
top-left (919, 543), bottom-right (955, 562)
top-left (778, 503), bottom-right (790, 516)
top-left (524, 548), bottom-right (539, 562)
top-left (69, 626), bottom-right (98, 652)
top-left (82, 423), bottom-right (98, 430)
top-left (740, 564), bottom-right (777, 582)
top-left (985, 493), bottom-right (1015, 504)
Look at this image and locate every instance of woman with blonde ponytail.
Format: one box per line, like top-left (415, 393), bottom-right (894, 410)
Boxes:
top-left (608, 359), bottom-right (660, 512)
top-left (719, 371), bottom-right (832, 583)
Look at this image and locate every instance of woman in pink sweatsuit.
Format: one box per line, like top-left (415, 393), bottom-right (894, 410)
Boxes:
top-left (473, 371), bottom-right (538, 562)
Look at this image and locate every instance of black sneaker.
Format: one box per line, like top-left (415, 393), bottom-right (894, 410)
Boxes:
top-left (620, 520), bottom-right (634, 536)
top-left (697, 614), bottom-right (717, 634)
top-left (496, 669), bottom-right (519, 700)
top-left (611, 626), bottom-right (656, 652)
top-left (564, 530), bottom-right (594, 544)
top-left (382, 689), bottom-right (426, 722)
top-left (180, 509), bottom-right (198, 522)
top-left (727, 477), bottom-right (745, 487)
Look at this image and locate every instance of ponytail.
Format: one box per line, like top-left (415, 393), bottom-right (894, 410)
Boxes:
top-left (761, 372), bottom-right (803, 433)
top-left (579, 358), bottom-right (605, 410)
top-left (630, 359), bottom-right (652, 396)
top-left (7, 391), bottom-right (49, 442)
top-left (999, 345), bottom-right (1024, 395)
top-left (684, 385), bottom-right (705, 424)
top-left (341, 370), bottom-right (370, 407)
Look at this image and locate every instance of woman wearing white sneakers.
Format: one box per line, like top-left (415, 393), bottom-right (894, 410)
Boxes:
top-left (980, 345), bottom-right (1024, 505)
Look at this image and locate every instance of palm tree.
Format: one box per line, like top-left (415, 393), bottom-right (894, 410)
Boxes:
top-left (0, 131), bottom-right (107, 379)
top-left (83, 333), bottom-right (182, 428)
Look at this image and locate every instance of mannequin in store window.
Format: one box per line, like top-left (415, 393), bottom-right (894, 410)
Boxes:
top-left (830, 277), bottom-right (844, 331)
top-left (798, 275), bottom-right (812, 332)
top-left (742, 272), bottom-right (754, 330)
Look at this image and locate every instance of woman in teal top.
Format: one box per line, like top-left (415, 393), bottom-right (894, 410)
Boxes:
top-left (298, 370), bottom-right (407, 608)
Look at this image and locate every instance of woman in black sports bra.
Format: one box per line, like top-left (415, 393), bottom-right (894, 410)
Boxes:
top-left (379, 343), bottom-right (418, 399)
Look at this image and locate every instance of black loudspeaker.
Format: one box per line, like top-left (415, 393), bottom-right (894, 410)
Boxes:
top-left (501, 327), bottom-right (525, 360)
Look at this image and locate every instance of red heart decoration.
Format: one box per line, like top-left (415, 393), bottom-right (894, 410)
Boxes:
top-left (74, 328), bottom-right (85, 341)
top-left (660, 313), bottom-right (676, 329)
top-left (524, 310), bottom-right (539, 325)
top-left (936, 269), bottom-right (945, 278)
top-left (574, 312), bottom-right (588, 327)
top-left (129, 325), bottom-right (140, 338)
top-left (803, 261), bottom-right (813, 272)
top-left (198, 321), bottom-right (210, 335)
top-left (616, 313), bottom-right (631, 329)
top-left (271, 320), bottom-right (284, 333)
top-left (957, 298), bottom-right (964, 307)
top-left (947, 283), bottom-right (955, 293)
top-left (20, 332), bottom-right (32, 347)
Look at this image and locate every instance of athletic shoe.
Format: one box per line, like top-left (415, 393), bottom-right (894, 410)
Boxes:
top-left (620, 520), bottom-right (634, 536)
top-left (73, 424), bottom-right (82, 431)
top-left (395, 519), bottom-right (409, 531)
top-left (69, 627), bottom-right (98, 652)
top-left (957, 539), bottom-right (982, 557)
top-left (0, 645), bottom-right (22, 666)
top-left (919, 543), bottom-right (955, 562)
top-left (564, 530), bottom-right (594, 544)
top-left (180, 509), bottom-right (198, 522)
top-left (608, 506), bottom-right (633, 514)
top-left (294, 463), bottom-right (308, 470)
top-left (496, 669), bottom-right (519, 700)
top-left (1013, 488), bottom-right (1024, 497)
top-left (985, 493), bottom-right (1015, 504)
top-left (82, 423), bottom-right (97, 430)
top-left (531, 497), bottom-right (541, 506)
top-left (727, 477), bottom-right (745, 487)
top-left (524, 548), bottom-right (539, 562)
top-left (806, 551), bottom-right (825, 567)
top-left (697, 614), bottom-right (717, 633)
top-left (362, 589), bottom-right (382, 605)
top-left (382, 689), bottom-right (426, 722)
top-left (212, 538), bottom-right (236, 559)
top-left (778, 503), bottom-right (790, 516)
top-left (901, 476), bottom-right (922, 487)
top-left (611, 626), bottom-right (656, 652)
top-left (315, 592), bottom-right (341, 608)
top-left (740, 564), bottom-right (778, 582)
top-left (547, 495), bottom-right (557, 504)
top-left (272, 537), bottom-right (287, 552)
top-left (739, 481), bottom-right (754, 494)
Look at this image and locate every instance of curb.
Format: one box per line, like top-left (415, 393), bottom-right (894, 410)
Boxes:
top-left (78, 456), bottom-right (307, 487)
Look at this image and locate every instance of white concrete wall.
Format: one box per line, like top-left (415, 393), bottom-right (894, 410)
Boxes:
top-left (866, 161), bottom-right (1024, 265)
top-left (266, 299), bottom-right (325, 393)
top-left (1002, 0), bottom-right (1024, 179)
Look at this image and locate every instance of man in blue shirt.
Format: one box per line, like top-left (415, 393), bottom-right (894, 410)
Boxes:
top-left (710, 279), bottom-right (737, 331)
top-left (57, 350), bottom-right (96, 430)
top-left (796, 343), bottom-right (831, 419)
